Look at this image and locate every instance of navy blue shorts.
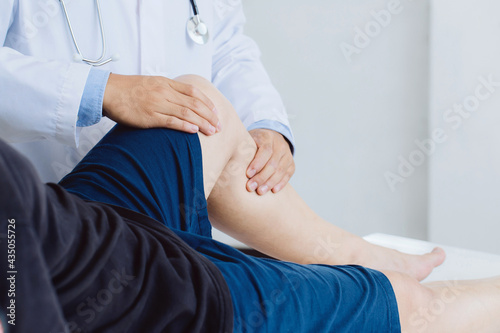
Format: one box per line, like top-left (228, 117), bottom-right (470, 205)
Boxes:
top-left (60, 125), bottom-right (401, 332)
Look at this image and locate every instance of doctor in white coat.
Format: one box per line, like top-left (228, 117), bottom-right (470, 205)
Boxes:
top-left (0, 0), bottom-right (295, 195)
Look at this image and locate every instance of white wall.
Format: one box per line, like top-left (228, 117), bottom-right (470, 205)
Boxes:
top-left (429, 0), bottom-right (500, 254)
top-left (213, 0), bottom-right (431, 247)
top-left (213, 0), bottom-right (500, 255)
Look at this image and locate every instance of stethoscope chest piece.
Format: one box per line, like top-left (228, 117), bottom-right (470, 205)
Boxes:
top-left (187, 15), bottom-right (209, 45)
top-left (60, 0), bottom-right (210, 67)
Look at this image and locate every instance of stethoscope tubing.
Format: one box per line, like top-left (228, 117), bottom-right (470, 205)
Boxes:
top-left (59, 0), bottom-right (206, 67)
top-left (59, 0), bottom-right (110, 66)
top-left (189, 0), bottom-right (199, 16)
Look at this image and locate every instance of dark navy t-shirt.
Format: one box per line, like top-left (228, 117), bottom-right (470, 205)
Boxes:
top-left (88, 203), bottom-right (234, 333)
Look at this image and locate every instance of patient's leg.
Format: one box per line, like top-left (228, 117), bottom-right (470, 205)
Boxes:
top-left (174, 75), bottom-right (444, 282)
top-left (382, 270), bottom-right (500, 333)
top-left (176, 76), bottom-right (500, 332)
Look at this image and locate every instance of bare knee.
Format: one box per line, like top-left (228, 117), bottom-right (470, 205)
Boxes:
top-left (382, 271), bottom-right (438, 333)
top-left (175, 75), bottom-right (243, 136)
top-left (174, 74), bottom-right (213, 92)
top-left (173, 75), bottom-right (256, 197)
top-left (175, 75), bottom-right (248, 151)
top-left (174, 75), bottom-right (230, 121)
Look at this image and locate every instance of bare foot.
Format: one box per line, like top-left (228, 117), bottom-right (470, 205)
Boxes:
top-left (400, 247), bottom-right (446, 281)
top-left (359, 244), bottom-right (446, 281)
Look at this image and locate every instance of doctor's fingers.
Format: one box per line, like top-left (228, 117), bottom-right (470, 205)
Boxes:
top-left (271, 163), bottom-right (295, 194)
top-left (247, 152), bottom-right (287, 195)
top-left (164, 93), bottom-right (220, 134)
top-left (148, 113), bottom-right (203, 134)
top-left (171, 80), bottom-right (216, 110)
top-left (156, 103), bottom-right (219, 136)
top-left (258, 155), bottom-right (293, 195)
top-left (169, 81), bottom-right (219, 125)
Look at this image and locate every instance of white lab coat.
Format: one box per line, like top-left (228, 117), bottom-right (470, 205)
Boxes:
top-left (0, 0), bottom-right (292, 182)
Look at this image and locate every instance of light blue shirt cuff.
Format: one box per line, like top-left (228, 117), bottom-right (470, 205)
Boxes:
top-left (77, 68), bottom-right (111, 127)
top-left (247, 120), bottom-right (296, 155)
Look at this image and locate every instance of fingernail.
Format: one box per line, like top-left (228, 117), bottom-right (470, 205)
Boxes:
top-left (217, 121), bottom-right (222, 132)
top-left (259, 185), bottom-right (269, 194)
top-left (248, 169), bottom-right (256, 178)
top-left (209, 125), bottom-right (216, 134)
top-left (192, 125), bottom-right (199, 132)
top-left (273, 184), bottom-right (281, 192)
top-left (249, 182), bottom-right (258, 191)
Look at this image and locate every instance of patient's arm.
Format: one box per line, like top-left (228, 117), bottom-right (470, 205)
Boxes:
top-left (176, 75), bottom-right (445, 281)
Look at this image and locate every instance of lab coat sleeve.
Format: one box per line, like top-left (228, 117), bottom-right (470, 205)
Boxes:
top-left (211, 1), bottom-right (295, 150)
top-left (0, 2), bottom-right (91, 147)
top-left (77, 68), bottom-right (111, 127)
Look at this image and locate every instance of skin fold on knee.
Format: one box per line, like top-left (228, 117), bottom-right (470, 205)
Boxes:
top-left (174, 75), bottom-right (252, 197)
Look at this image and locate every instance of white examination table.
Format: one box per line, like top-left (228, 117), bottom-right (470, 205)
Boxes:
top-left (364, 233), bottom-right (500, 282)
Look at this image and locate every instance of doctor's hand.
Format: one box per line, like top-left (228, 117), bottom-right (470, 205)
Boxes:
top-left (246, 129), bottom-right (295, 195)
top-left (102, 74), bottom-right (221, 135)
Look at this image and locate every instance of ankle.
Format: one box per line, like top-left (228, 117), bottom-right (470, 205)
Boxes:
top-left (345, 237), bottom-right (382, 267)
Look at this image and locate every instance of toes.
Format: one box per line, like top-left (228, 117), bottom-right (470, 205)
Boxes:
top-left (430, 247), bottom-right (446, 266)
top-left (413, 248), bottom-right (447, 281)
top-left (432, 246), bottom-right (445, 255)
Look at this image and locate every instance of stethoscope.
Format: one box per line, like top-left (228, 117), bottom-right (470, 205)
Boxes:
top-left (58, 0), bottom-right (209, 67)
